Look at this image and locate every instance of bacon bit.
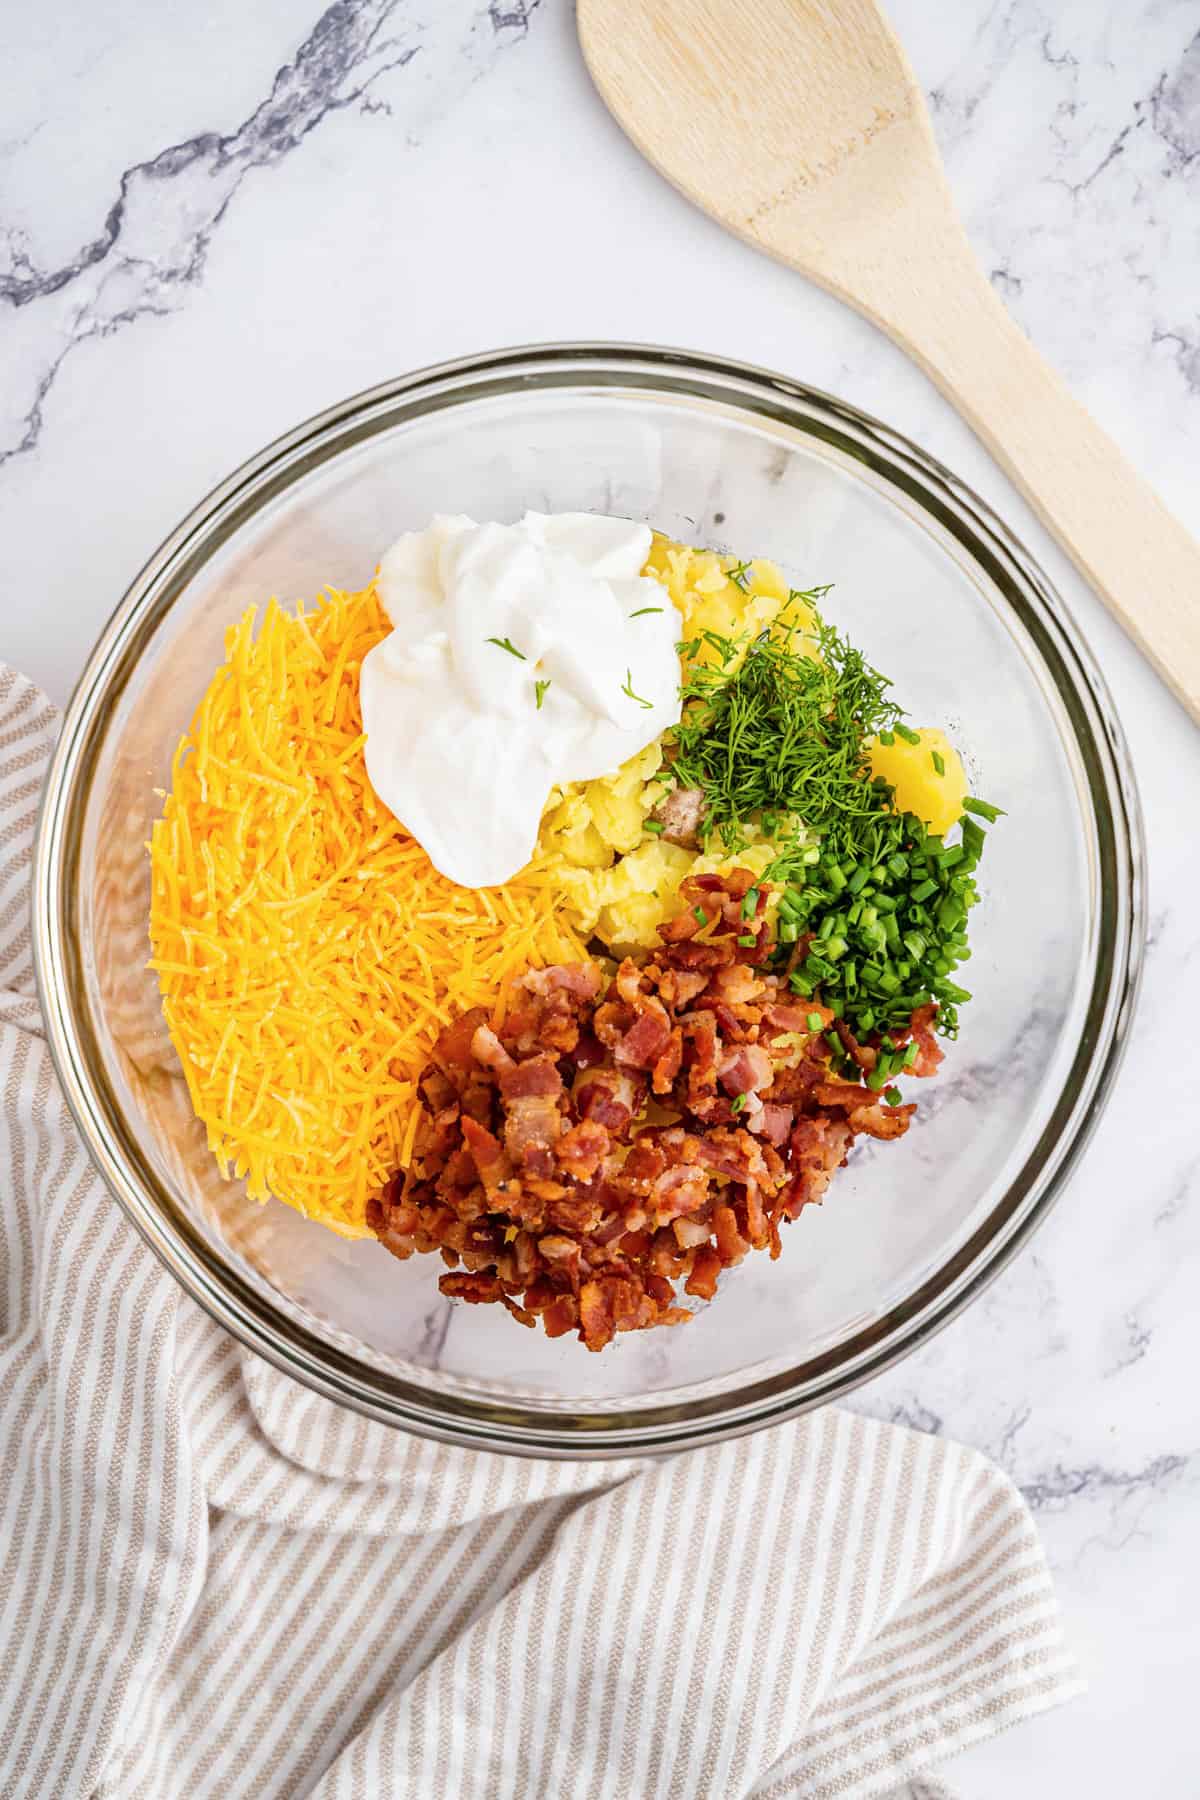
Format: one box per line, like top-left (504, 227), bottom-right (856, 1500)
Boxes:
top-left (685, 1244), bottom-right (722, 1298)
top-left (763, 1001), bottom-right (827, 1035)
top-left (471, 1023), bottom-right (514, 1073)
top-left (907, 1004), bottom-right (945, 1078)
top-left (521, 963), bottom-right (602, 1003)
top-left (459, 1117), bottom-right (510, 1194)
top-left (542, 1295), bottom-right (579, 1337)
top-left (846, 1099), bottom-right (917, 1140)
top-left (440, 1271), bottom-right (504, 1304)
top-left (574, 1067), bottom-right (640, 1134)
top-left (712, 1202), bottom-right (748, 1264)
top-left (652, 784), bottom-right (707, 847)
top-left (371, 871), bottom-right (935, 1350)
top-left (718, 1044), bottom-right (774, 1096)
top-left (554, 1119), bottom-right (609, 1181)
top-left (753, 1102), bottom-right (794, 1146)
top-left (813, 1080), bottom-right (883, 1113)
top-left (500, 1054), bottom-right (563, 1102)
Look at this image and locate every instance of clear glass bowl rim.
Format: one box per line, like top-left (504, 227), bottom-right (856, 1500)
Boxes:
top-left (31, 342), bottom-right (1145, 1458)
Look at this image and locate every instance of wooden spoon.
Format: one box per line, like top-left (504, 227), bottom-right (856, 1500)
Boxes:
top-left (578, 0), bottom-right (1200, 723)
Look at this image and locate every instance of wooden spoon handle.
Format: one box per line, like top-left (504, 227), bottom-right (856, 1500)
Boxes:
top-left (844, 229), bottom-right (1200, 723)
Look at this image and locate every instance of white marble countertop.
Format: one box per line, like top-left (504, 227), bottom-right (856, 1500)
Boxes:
top-left (4, 2), bottom-right (1198, 1793)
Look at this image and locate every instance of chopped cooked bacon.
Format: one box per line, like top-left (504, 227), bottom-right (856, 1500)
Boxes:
top-left (440, 1271), bottom-right (504, 1304)
top-left (574, 1067), bottom-right (641, 1134)
top-left (521, 963), bottom-right (602, 1003)
top-left (370, 870), bottom-right (940, 1350)
top-left (753, 1102), bottom-right (794, 1146)
top-left (651, 1026), bottom-right (684, 1094)
top-left (459, 1116), bottom-right (509, 1194)
top-left (845, 1098), bottom-right (917, 1140)
top-left (430, 1007), bottom-right (489, 1077)
top-left (763, 1001), bottom-right (828, 1035)
top-left (615, 1005), bottom-right (673, 1070)
top-left (709, 962), bottom-right (765, 1007)
top-left (718, 1043), bottom-right (774, 1096)
top-left (906, 1004), bottom-right (945, 1078)
top-left (651, 784), bottom-right (707, 847)
top-left (554, 1119), bottom-right (609, 1181)
top-left (471, 1024), bottom-right (513, 1073)
top-left (499, 1054), bottom-right (563, 1102)
top-left (814, 1080), bottom-right (883, 1113)
top-left (834, 1019), bottom-right (877, 1074)
top-left (503, 1096), bottom-right (562, 1173)
top-left (784, 1116), bottom-right (852, 1216)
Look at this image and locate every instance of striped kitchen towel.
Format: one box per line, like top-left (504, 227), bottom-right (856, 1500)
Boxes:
top-left (0, 667), bottom-right (1083, 1799)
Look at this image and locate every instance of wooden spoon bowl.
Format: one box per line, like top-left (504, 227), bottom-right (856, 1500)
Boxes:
top-left (578, 0), bottom-right (1200, 722)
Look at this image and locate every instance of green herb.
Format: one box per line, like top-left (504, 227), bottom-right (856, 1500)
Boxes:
top-left (621, 669), bottom-right (654, 710)
top-left (884, 1087), bottom-right (904, 1107)
top-left (668, 602), bottom-right (901, 859)
top-left (534, 679), bottom-right (551, 710)
top-left (726, 559), bottom-right (752, 590)
top-left (931, 750), bottom-right (945, 776)
top-left (894, 723), bottom-right (921, 745)
top-left (630, 606), bottom-right (664, 618)
top-left (741, 888), bottom-right (760, 919)
top-left (806, 1011), bottom-right (823, 1032)
top-left (731, 1092), bottom-right (747, 1113)
top-left (693, 905), bottom-right (707, 925)
top-left (643, 819), bottom-right (664, 836)
top-left (784, 803), bottom-right (987, 1040)
top-left (486, 635), bottom-right (525, 661)
top-left (737, 932), bottom-right (756, 947)
top-left (963, 796), bottom-right (1006, 821)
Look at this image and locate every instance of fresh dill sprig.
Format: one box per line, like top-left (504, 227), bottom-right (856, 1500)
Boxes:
top-left (629, 606), bottom-right (664, 618)
top-left (534, 679), bottom-right (551, 709)
top-left (486, 635), bottom-right (525, 661)
top-left (621, 669), bottom-right (654, 710)
top-left (667, 603), bottom-right (902, 859)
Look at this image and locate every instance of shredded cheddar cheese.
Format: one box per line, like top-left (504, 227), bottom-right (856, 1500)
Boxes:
top-left (148, 584), bottom-right (585, 1237)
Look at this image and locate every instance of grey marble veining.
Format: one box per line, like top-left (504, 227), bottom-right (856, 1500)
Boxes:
top-left (3, 2), bottom-right (1198, 1793)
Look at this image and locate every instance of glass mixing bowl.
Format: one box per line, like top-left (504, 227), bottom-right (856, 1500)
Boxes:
top-left (32, 345), bottom-right (1143, 1457)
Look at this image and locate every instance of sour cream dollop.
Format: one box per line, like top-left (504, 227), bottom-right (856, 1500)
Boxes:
top-left (359, 513), bottom-right (681, 888)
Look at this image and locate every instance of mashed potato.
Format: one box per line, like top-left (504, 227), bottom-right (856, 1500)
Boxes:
top-left (867, 726), bottom-right (967, 836)
top-left (533, 540), bottom-right (798, 951)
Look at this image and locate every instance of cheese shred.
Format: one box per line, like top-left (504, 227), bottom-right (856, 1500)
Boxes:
top-left (148, 583), bottom-right (585, 1237)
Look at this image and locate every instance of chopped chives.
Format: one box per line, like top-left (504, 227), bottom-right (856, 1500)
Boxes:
top-left (884, 1087), bottom-right (904, 1107)
top-left (643, 819), bottom-right (664, 836)
top-left (693, 905), bottom-right (707, 925)
top-left (731, 1092), bottom-right (747, 1113)
top-left (931, 750), bottom-right (945, 776)
top-left (806, 1011), bottom-right (823, 1031)
top-left (963, 796), bottom-right (1006, 821)
top-left (737, 933), bottom-right (756, 947)
top-left (894, 723), bottom-right (921, 745)
top-left (741, 888), bottom-right (760, 918)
